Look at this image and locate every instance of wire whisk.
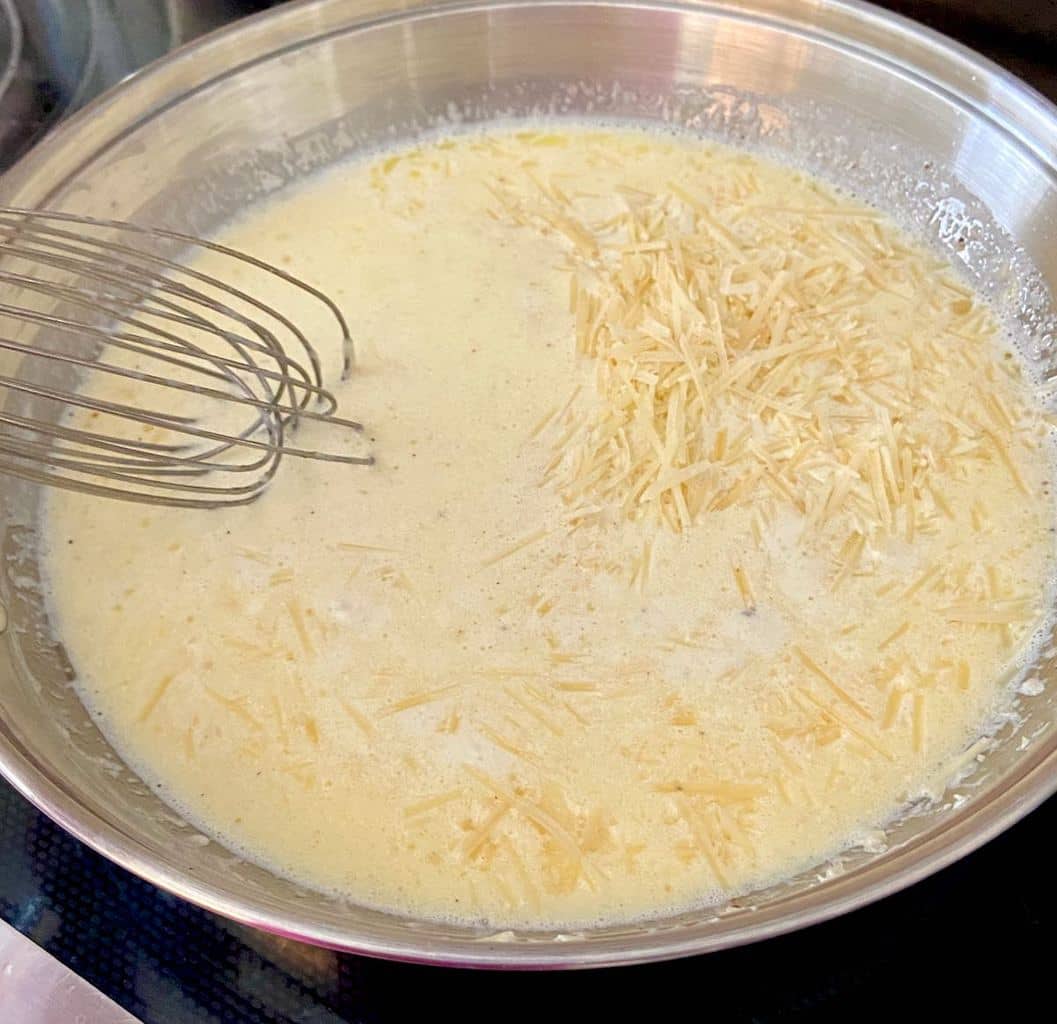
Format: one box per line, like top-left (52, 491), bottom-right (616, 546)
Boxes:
top-left (0, 207), bottom-right (371, 508)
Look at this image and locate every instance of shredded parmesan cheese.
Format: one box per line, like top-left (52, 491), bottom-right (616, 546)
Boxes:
top-left (492, 170), bottom-right (1038, 548)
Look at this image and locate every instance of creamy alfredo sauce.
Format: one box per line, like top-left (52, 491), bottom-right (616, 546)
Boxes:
top-left (43, 128), bottom-right (1055, 927)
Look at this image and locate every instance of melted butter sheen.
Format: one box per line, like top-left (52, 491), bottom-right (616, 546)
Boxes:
top-left (43, 128), bottom-right (1055, 928)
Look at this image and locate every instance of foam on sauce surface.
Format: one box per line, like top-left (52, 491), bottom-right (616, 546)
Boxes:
top-left (43, 128), bottom-right (1056, 927)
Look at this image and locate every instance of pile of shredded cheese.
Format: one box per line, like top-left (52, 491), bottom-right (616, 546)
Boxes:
top-left (493, 165), bottom-right (1041, 568)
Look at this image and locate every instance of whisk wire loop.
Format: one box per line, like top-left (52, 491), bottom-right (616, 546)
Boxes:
top-left (0, 207), bottom-right (371, 508)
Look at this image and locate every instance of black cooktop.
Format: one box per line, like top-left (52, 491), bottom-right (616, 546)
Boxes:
top-left (2, 784), bottom-right (1053, 1019)
top-left (1, 2), bottom-right (1054, 1020)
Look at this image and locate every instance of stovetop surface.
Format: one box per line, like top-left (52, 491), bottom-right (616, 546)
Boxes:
top-left (1, 1), bottom-right (1054, 1019)
top-left (2, 784), bottom-right (1053, 1020)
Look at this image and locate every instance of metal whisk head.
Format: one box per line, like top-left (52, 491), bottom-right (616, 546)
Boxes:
top-left (0, 207), bottom-right (371, 508)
